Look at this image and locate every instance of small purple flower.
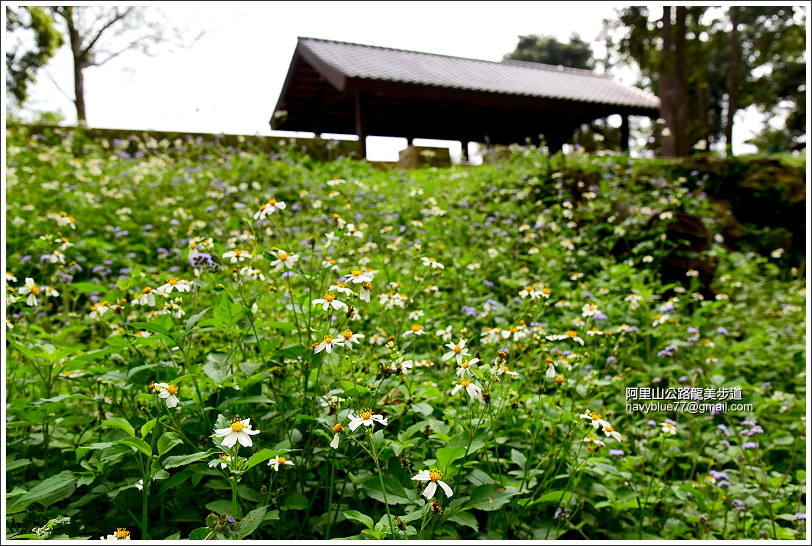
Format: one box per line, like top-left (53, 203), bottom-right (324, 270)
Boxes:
top-left (732, 499), bottom-right (746, 511)
top-left (657, 344), bottom-right (679, 358)
top-left (740, 419), bottom-right (758, 427)
top-left (647, 420), bottom-right (657, 426)
top-left (205, 205), bottom-right (217, 212)
top-left (687, 327), bottom-right (699, 335)
top-left (720, 440), bottom-right (731, 448)
top-left (593, 312), bottom-right (607, 321)
top-left (665, 419), bottom-right (677, 425)
top-left (609, 449), bottom-right (625, 456)
top-left (660, 302), bottom-right (676, 313)
top-left (717, 480), bottom-right (730, 488)
top-left (796, 513), bottom-right (807, 520)
top-left (483, 280), bottom-right (494, 288)
top-left (709, 470), bottom-right (728, 480)
top-left (717, 424), bottom-right (730, 436)
top-left (226, 515), bottom-right (235, 523)
top-left (742, 442), bottom-right (758, 450)
top-left (606, 356), bottom-right (617, 365)
top-left (625, 326), bottom-right (639, 333)
top-left (678, 376), bottom-right (688, 383)
top-left (190, 252), bottom-right (215, 270)
top-left (170, 219), bottom-right (180, 226)
top-left (233, 203), bottom-right (246, 210)
top-left (461, 306), bottom-right (477, 317)
top-left (280, 271), bottom-right (294, 279)
top-left (716, 327), bottom-right (729, 336)
top-left (582, 292), bottom-right (594, 300)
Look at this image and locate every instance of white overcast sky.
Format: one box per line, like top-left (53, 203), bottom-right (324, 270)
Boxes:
top-left (7, 1), bottom-right (772, 159)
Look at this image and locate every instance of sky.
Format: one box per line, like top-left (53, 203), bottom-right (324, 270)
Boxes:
top-left (6, 1), bottom-right (772, 160)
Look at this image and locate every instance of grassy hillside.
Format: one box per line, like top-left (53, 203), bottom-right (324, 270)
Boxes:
top-left (4, 126), bottom-right (807, 540)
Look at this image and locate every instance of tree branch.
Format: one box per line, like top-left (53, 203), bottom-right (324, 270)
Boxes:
top-left (80, 6), bottom-right (134, 58)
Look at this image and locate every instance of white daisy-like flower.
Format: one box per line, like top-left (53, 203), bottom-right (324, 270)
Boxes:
top-left (652, 314), bottom-right (670, 327)
top-left (451, 377), bottom-right (483, 400)
top-left (403, 324), bottom-right (425, 337)
top-left (221, 249), bottom-right (251, 263)
top-left (493, 364), bottom-right (519, 378)
top-left (442, 339), bottom-right (471, 365)
top-left (455, 358), bottom-right (479, 377)
top-left (312, 292), bottom-right (348, 312)
top-left (347, 409), bottom-right (388, 431)
top-left (157, 383), bottom-right (180, 408)
top-left (582, 435), bottom-right (606, 449)
top-left (270, 249), bottom-right (299, 271)
top-left (155, 278), bottom-right (193, 295)
top-left (7, 272), bottom-right (18, 283)
top-left (421, 257), bottom-right (445, 269)
top-left (214, 418), bottom-right (261, 448)
top-left (208, 453), bottom-right (232, 469)
top-left (132, 287), bottom-right (156, 306)
top-left (18, 277), bottom-right (41, 306)
top-left (88, 301), bottom-right (111, 320)
top-left (582, 302), bottom-right (600, 317)
top-left (313, 334), bottom-right (344, 354)
top-left (579, 409), bottom-right (613, 430)
top-left (329, 281), bottom-right (354, 296)
top-left (546, 330), bottom-right (584, 346)
top-left (661, 421), bottom-right (678, 435)
top-left (519, 285), bottom-right (542, 300)
top-left (267, 455), bottom-right (294, 471)
top-left (330, 423), bottom-right (345, 449)
top-left (345, 269), bottom-right (373, 284)
top-left (359, 282), bottom-right (372, 302)
top-left (412, 468), bottom-right (453, 499)
top-left (601, 424), bottom-right (623, 442)
top-left (100, 528), bottom-right (131, 540)
top-left (436, 324), bottom-right (454, 342)
top-left (339, 329), bottom-right (365, 349)
top-left (254, 198), bottom-right (286, 220)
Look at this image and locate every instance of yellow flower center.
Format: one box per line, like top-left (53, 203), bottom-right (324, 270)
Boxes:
top-left (115, 528), bottom-right (130, 539)
top-left (342, 329), bottom-right (354, 339)
top-left (428, 468), bottom-right (442, 481)
top-left (362, 282), bottom-right (373, 290)
top-left (525, 286), bottom-right (534, 292)
top-left (323, 293), bottom-right (335, 302)
top-left (460, 378), bottom-right (472, 387)
top-left (167, 278), bottom-right (179, 285)
top-left (268, 198), bottom-right (277, 206)
top-left (323, 335), bottom-right (334, 344)
top-left (567, 330), bottom-right (578, 337)
top-left (351, 269), bottom-right (362, 276)
top-left (542, 288), bottom-right (551, 295)
top-left (336, 282), bottom-right (347, 288)
top-left (278, 251), bottom-right (289, 260)
top-left (29, 284), bottom-right (40, 295)
top-left (588, 435), bottom-right (597, 442)
top-left (453, 345), bottom-right (462, 353)
top-left (333, 423), bottom-right (345, 433)
top-left (665, 423), bottom-right (675, 428)
top-left (590, 412), bottom-right (601, 420)
top-left (410, 324), bottom-right (422, 332)
top-left (555, 376), bottom-right (565, 383)
top-left (604, 425), bottom-right (614, 432)
top-left (59, 211), bottom-right (68, 217)
top-left (360, 409), bottom-right (373, 420)
top-left (167, 385), bottom-right (178, 395)
top-left (258, 204), bottom-right (267, 211)
top-left (143, 287), bottom-right (152, 294)
top-left (501, 365), bottom-right (510, 373)
top-left (220, 454), bottom-right (229, 460)
top-left (277, 456), bottom-right (286, 464)
top-left (230, 421), bottom-right (245, 432)
top-left (428, 258), bottom-right (436, 262)
top-left (460, 361), bottom-right (470, 369)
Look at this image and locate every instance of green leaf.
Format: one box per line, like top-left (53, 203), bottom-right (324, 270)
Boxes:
top-left (6, 459), bottom-right (31, 472)
top-left (69, 282), bottom-right (109, 293)
top-left (343, 509), bottom-right (374, 529)
top-left (157, 432), bottom-right (183, 456)
top-left (212, 292), bottom-right (244, 328)
top-left (238, 505), bottom-right (267, 539)
top-left (448, 511), bottom-right (479, 531)
top-left (184, 307), bottom-right (210, 333)
top-left (140, 418), bottom-right (157, 438)
top-left (362, 475), bottom-right (414, 505)
top-left (189, 528), bottom-right (210, 540)
top-left (246, 448), bottom-right (291, 471)
top-left (435, 446), bottom-right (466, 475)
top-left (163, 450), bottom-right (214, 469)
top-left (205, 499), bottom-right (234, 516)
top-left (116, 437), bottom-right (152, 457)
top-left (281, 493), bottom-right (309, 510)
top-left (465, 484), bottom-right (518, 511)
top-left (100, 417), bottom-right (135, 437)
top-left (203, 359), bottom-right (230, 386)
top-left (535, 490), bottom-right (571, 504)
top-left (510, 448), bottom-right (527, 471)
top-left (7, 471), bottom-right (76, 513)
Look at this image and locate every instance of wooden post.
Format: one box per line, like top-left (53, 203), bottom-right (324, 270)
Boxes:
top-left (461, 140), bottom-right (470, 162)
top-left (354, 91), bottom-right (368, 160)
top-left (620, 115), bottom-right (630, 152)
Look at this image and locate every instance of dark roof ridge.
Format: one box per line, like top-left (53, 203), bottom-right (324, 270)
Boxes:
top-left (297, 36), bottom-right (611, 80)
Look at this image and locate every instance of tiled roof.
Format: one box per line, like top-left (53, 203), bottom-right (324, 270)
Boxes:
top-left (298, 37), bottom-right (659, 110)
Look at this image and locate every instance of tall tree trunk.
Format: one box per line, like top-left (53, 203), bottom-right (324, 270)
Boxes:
top-left (659, 6), bottom-right (689, 157)
top-left (725, 6), bottom-right (741, 156)
top-left (659, 7), bottom-right (676, 157)
top-left (63, 7), bottom-right (87, 125)
top-left (673, 6), bottom-right (689, 156)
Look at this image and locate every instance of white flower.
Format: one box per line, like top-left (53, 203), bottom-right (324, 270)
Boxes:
top-left (403, 324), bottom-right (425, 337)
top-left (579, 409), bottom-right (612, 430)
top-left (214, 418), bottom-right (261, 448)
top-left (313, 334), bottom-right (344, 354)
top-left (455, 358), bottom-right (479, 377)
top-left (435, 324), bottom-right (454, 341)
top-left (451, 378), bottom-right (482, 400)
top-left (222, 249), bottom-right (251, 263)
top-left (157, 384), bottom-right (180, 408)
top-left (254, 198), bottom-right (286, 220)
top-left (412, 468), bottom-right (453, 499)
top-left (330, 423), bottom-right (345, 448)
top-left (345, 269), bottom-right (373, 283)
top-left (270, 249), bottom-right (299, 271)
top-left (493, 364), bottom-right (519, 378)
top-left (339, 329), bottom-right (365, 349)
top-left (421, 257), bottom-right (445, 269)
top-left (520, 285), bottom-right (542, 300)
top-left (582, 435), bottom-right (606, 449)
top-left (88, 301), bottom-right (111, 320)
top-left (601, 425), bottom-right (623, 442)
top-left (18, 278), bottom-right (41, 306)
top-left (132, 287), bottom-right (156, 306)
top-left (100, 528), bottom-right (131, 540)
top-left (661, 422), bottom-right (678, 435)
top-left (442, 339), bottom-right (471, 365)
top-left (267, 455), bottom-right (294, 471)
top-left (546, 330), bottom-right (584, 346)
top-left (208, 454), bottom-right (232, 469)
top-left (347, 409), bottom-right (388, 431)
top-left (312, 292), bottom-right (348, 312)
top-left (359, 282), bottom-right (372, 302)
top-left (329, 281), bottom-right (354, 296)
top-left (156, 278), bottom-right (192, 295)
top-left (581, 302), bottom-right (600, 317)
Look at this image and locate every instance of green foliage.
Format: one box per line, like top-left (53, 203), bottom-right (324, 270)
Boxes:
top-left (504, 33), bottom-right (595, 69)
top-left (3, 128), bottom-right (807, 540)
top-left (5, 6), bottom-right (65, 106)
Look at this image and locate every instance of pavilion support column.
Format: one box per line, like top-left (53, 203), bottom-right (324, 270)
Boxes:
top-left (620, 115), bottom-right (630, 152)
top-left (461, 140), bottom-right (470, 162)
top-left (355, 91), bottom-right (368, 160)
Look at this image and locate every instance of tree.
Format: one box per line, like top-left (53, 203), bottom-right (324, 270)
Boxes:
top-left (503, 33), bottom-right (595, 69)
top-left (5, 6), bottom-right (64, 107)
